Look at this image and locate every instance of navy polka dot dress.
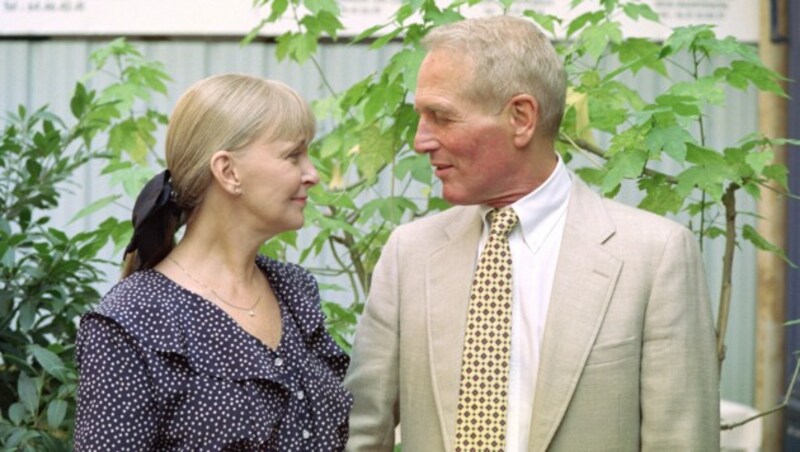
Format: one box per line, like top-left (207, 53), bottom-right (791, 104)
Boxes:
top-left (75, 256), bottom-right (353, 451)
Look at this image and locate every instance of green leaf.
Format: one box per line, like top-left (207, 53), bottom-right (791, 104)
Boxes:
top-left (745, 150), bottom-right (774, 174)
top-left (601, 148), bottom-right (647, 194)
top-left (763, 164), bottom-right (788, 189)
top-left (369, 28), bottom-right (403, 50)
top-left (18, 372), bottom-right (39, 416)
top-left (315, 10), bottom-right (344, 38)
top-left (675, 166), bottom-right (726, 201)
top-left (686, 143), bottom-right (726, 167)
top-left (423, 5), bottom-right (463, 25)
top-left (356, 124), bottom-right (397, 180)
top-left (699, 36), bottom-right (761, 62)
top-left (352, 24), bottom-right (385, 43)
top-left (662, 25), bottom-right (715, 57)
top-left (304, 0), bottom-right (339, 15)
top-left (638, 176), bottom-right (684, 214)
top-left (742, 224), bottom-right (794, 266)
top-left (70, 194), bottom-right (121, 224)
top-left (668, 77), bottom-right (725, 106)
top-left (394, 154), bottom-right (432, 184)
top-left (242, 18), bottom-right (270, 46)
top-left (614, 38), bottom-right (666, 76)
top-left (46, 399), bottom-right (67, 429)
top-left (30, 344), bottom-right (66, 381)
top-left (729, 60), bottom-right (786, 96)
top-left (386, 47), bottom-right (426, 91)
top-left (276, 31), bottom-right (318, 63)
top-left (580, 21), bottom-right (623, 61)
top-left (9, 403), bottom-right (26, 425)
top-left (394, 3), bottom-right (414, 23)
top-left (645, 125), bottom-right (693, 161)
top-left (19, 299), bottom-right (37, 333)
top-left (377, 196), bottom-right (418, 223)
top-left (654, 94), bottom-right (701, 117)
top-left (70, 82), bottom-right (89, 118)
top-left (566, 11), bottom-right (604, 37)
top-left (523, 10), bottom-right (561, 36)
top-left (622, 3), bottom-right (659, 21)
top-left (574, 167), bottom-right (606, 187)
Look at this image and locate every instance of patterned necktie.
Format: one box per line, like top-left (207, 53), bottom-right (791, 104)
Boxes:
top-left (455, 207), bottom-right (519, 451)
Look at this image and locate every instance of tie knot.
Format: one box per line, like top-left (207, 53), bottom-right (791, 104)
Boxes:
top-left (488, 207), bottom-right (518, 238)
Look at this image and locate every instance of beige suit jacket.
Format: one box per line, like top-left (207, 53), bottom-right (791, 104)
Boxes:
top-left (344, 179), bottom-right (720, 451)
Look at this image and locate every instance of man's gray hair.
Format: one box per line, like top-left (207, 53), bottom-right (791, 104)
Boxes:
top-left (422, 16), bottom-right (567, 138)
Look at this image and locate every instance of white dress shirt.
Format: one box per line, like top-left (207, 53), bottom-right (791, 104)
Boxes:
top-left (476, 157), bottom-right (572, 451)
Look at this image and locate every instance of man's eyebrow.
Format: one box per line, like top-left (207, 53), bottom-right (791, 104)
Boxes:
top-left (416, 102), bottom-right (454, 115)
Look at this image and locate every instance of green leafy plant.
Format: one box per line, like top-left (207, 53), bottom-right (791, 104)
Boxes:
top-left (248, 0), bottom-right (796, 396)
top-left (0, 39), bottom-right (169, 450)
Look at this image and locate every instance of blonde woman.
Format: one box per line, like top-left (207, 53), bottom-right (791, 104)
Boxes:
top-left (75, 74), bottom-right (352, 451)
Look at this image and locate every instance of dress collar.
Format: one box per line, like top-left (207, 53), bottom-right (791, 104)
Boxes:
top-left (92, 256), bottom-right (335, 383)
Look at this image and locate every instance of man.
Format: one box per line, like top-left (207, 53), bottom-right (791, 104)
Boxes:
top-left (345, 16), bottom-right (719, 452)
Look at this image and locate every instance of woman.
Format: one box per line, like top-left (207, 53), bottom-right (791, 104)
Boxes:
top-left (74, 74), bottom-right (352, 451)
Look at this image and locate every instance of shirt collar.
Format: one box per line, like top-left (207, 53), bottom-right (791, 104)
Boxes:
top-left (479, 155), bottom-right (572, 253)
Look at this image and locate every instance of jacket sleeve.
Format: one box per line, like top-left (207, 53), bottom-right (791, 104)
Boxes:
top-left (74, 314), bottom-right (158, 451)
top-left (640, 226), bottom-right (720, 450)
top-left (344, 231), bottom-right (401, 451)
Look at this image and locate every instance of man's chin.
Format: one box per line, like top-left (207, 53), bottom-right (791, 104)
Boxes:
top-left (441, 190), bottom-right (475, 206)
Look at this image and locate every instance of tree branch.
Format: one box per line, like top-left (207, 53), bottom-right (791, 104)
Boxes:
top-left (716, 183), bottom-right (739, 369)
top-left (561, 136), bottom-right (679, 185)
top-left (721, 357), bottom-right (800, 430)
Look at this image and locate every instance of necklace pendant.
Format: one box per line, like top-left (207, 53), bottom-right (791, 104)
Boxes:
top-left (248, 309), bottom-right (255, 317)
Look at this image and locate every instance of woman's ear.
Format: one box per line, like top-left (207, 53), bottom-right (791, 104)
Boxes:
top-left (209, 150), bottom-right (242, 195)
top-left (508, 94), bottom-right (538, 148)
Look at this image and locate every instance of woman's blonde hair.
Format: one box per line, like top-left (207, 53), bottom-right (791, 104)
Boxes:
top-left (122, 74), bottom-right (315, 277)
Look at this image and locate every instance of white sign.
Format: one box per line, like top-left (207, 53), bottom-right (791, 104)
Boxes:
top-left (0, 0), bottom-right (758, 42)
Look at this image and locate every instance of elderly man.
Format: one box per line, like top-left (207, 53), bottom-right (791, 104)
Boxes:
top-left (345, 15), bottom-right (719, 452)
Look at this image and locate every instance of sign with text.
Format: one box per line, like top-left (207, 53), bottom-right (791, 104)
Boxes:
top-left (0, 0), bottom-right (758, 42)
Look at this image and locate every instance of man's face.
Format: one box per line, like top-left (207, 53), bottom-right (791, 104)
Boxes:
top-left (413, 50), bottom-right (521, 207)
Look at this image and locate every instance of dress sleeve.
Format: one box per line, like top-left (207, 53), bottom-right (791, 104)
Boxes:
top-left (74, 314), bottom-right (159, 451)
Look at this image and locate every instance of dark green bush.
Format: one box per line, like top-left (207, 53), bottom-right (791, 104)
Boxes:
top-left (0, 39), bottom-right (169, 451)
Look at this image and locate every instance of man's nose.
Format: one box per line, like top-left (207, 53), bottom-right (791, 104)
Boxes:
top-left (413, 119), bottom-right (437, 154)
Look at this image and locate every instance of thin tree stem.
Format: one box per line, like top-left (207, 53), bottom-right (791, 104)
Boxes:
top-left (716, 184), bottom-right (738, 369)
top-left (721, 357), bottom-right (800, 430)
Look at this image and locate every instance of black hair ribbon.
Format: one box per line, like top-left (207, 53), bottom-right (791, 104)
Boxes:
top-left (123, 170), bottom-right (181, 267)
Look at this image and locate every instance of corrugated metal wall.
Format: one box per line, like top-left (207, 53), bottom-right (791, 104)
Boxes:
top-left (0, 39), bottom-right (758, 405)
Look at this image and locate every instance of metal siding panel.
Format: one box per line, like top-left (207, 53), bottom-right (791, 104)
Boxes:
top-left (0, 42), bottom-right (31, 110)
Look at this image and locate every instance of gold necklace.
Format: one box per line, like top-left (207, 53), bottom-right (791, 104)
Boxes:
top-left (167, 256), bottom-right (262, 317)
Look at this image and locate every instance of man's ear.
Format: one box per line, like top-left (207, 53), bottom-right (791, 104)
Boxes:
top-left (508, 94), bottom-right (538, 148)
top-left (209, 150), bottom-right (242, 195)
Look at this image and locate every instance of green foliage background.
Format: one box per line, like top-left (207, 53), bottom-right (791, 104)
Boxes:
top-left (0, 0), bottom-right (794, 449)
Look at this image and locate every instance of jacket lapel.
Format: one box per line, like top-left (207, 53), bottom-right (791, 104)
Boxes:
top-left (426, 206), bottom-right (483, 451)
top-left (529, 180), bottom-right (622, 451)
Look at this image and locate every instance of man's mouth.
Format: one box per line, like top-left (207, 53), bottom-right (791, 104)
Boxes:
top-left (432, 163), bottom-right (453, 177)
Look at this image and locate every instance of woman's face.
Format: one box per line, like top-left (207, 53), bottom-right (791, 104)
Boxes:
top-left (234, 133), bottom-right (319, 237)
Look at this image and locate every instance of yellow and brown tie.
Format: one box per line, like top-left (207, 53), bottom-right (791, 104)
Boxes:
top-left (455, 206), bottom-right (518, 452)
